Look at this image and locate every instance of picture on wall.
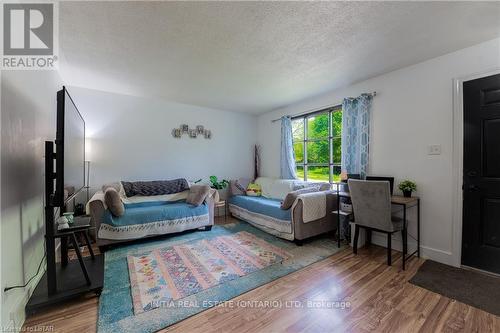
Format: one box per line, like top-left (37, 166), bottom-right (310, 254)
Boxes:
top-left (172, 124), bottom-right (212, 139)
top-left (172, 128), bottom-right (181, 138)
top-left (189, 129), bottom-right (198, 138)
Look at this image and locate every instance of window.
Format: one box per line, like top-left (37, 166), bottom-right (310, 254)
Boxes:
top-left (292, 106), bottom-right (342, 182)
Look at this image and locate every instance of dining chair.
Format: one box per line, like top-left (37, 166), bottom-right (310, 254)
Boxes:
top-left (348, 179), bottom-right (406, 267)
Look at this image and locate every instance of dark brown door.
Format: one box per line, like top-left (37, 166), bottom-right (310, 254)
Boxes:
top-left (462, 73), bottom-right (500, 274)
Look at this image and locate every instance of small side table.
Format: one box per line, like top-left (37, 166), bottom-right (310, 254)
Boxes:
top-left (215, 200), bottom-right (227, 220)
top-left (57, 215), bottom-right (95, 285)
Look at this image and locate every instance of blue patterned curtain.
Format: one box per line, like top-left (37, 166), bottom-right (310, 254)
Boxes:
top-left (280, 116), bottom-right (297, 179)
top-left (341, 94), bottom-right (373, 179)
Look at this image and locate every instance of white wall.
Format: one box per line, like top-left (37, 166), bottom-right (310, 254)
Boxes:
top-left (257, 38), bottom-right (500, 266)
top-left (1, 70), bottom-right (63, 328)
top-left (68, 87), bottom-right (257, 192)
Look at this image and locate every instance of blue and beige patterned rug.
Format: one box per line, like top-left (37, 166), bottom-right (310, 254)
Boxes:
top-left (98, 222), bottom-right (344, 333)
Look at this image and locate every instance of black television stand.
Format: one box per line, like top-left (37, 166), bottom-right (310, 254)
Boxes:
top-left (25, 141), bottom-right (103, 315)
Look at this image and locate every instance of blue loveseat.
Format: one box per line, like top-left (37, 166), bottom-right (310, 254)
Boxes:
top-left (88, 182), bottom-right (215, 249)
top-left (228, 177), bottom-right (337, 243)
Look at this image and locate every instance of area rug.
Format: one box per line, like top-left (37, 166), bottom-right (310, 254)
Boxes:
top-left (98, 222), bottom-right (344, 333)
top-left (128, 231), bottom-right (291, 314)
top-left (410, 260), bottom-right (500, 316)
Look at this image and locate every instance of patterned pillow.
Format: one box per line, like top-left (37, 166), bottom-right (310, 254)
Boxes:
top-left (246, 183), bottom-right (262, 197)
top-left (121, 179), bottom-right (189, 197)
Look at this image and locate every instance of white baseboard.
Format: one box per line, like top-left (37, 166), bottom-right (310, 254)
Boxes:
top-left (420, 246), bottom-right (454, 265)
top-left (368, 231), bottom-right (454, 266)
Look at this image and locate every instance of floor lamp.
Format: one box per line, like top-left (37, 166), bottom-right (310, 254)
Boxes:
top-left (85, 139), bottom-right (92, 202)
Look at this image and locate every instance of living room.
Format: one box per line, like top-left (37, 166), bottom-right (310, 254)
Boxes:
top-left (1, 1), bottom-right (500, 332)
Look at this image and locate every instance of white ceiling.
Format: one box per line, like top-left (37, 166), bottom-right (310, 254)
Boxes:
top-left (59, 1), bottom-right (500, 114)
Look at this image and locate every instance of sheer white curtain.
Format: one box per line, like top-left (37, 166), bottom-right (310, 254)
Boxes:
top-left (280, 116), bottom-right (297, 179)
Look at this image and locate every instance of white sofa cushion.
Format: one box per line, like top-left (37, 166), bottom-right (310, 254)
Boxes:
top-left (255, 177), bottom-right (295, 200)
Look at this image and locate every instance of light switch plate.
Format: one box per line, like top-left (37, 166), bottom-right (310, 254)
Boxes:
top-left (428, 144), bottom-right (441, 155)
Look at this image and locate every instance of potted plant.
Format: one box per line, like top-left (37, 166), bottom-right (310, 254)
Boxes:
top-left (398, 180), bottom-right (417, 198)
top-left (208, 176), bottom-right (229, 201)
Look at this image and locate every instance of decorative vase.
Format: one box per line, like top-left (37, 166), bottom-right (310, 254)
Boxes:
top-left (57, 216), bottom-right (70, 230)
top-left (403, 190), bottom-right (412, 198)
top-left (217, 187), bottom-right (228, 202)
top-left (63, 212), bottom-right (74, 224)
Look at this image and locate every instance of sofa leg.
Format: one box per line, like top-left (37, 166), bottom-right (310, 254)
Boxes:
top-left (98, 245), bottom-right (109, 253)
top-left (294, 239), bottom-right (303, 246)
top-left (203, 226), bottom-right (212, 231)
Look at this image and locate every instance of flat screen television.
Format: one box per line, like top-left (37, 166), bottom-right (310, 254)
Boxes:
top-left (54, 86), bottom-right (85, 206)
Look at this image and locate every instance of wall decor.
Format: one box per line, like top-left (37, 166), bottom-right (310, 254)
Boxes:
top-left (171, 124), bottom-right (212, 139)
top-left (172, 128), bottom-right (181, 138)
top-left (188, 129), bottom-right (198, 138)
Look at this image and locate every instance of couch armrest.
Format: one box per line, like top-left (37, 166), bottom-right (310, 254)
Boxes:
top-left (88, 191), bottom-right (106, 240)
top-left (292, 191), bottom-right (338, 240)
top-left (205, 192), bottom-right (215, 226)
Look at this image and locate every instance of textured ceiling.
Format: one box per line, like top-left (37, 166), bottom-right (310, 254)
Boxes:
top-left (59, 1), bottom-right (500, 114)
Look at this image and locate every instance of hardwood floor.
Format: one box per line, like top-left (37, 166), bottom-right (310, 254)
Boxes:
top-left (24, 218), bottom-right (500, 332)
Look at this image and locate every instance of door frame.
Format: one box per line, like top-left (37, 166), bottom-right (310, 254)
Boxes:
top-left (451, 68), bottom-right (500, 267)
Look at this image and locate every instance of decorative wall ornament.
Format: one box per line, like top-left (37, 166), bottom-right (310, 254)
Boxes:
top-left (172, 128), bottom-right (181, 138)
top-left (188, 129), bottom-right (198, 138)
top-left (172, 124), bottom-right (212, 139)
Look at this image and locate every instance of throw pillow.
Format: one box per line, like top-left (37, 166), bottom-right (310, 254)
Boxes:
top-left (246, 183), bottom-right (262, 197)
top-left (280, 187), bottom-right (319, 210)
top-left (186, 185), bottom-right (211, 206)
top-left (230, 178), bottom-right (252, 196)
top-left (121, 179), bottom-right (190, 197)
top-left (104, 188), bottom-right (125, 217)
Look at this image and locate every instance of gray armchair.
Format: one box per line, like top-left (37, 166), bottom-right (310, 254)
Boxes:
top-left (348, 179), bottom-right (405, 267)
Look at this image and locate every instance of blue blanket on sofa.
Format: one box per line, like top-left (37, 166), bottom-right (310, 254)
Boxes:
top-left (228, 195), bottom-right (291, 221)
top-left (102, 200), bottom-right (209, 227)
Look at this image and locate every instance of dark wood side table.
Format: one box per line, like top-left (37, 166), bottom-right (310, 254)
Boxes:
top-left (26, 215), bottom-right (104, 315)
top-left (57, 215), bottom-right (95, 285)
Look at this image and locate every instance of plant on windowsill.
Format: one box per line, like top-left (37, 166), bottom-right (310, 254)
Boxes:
top-left (398, 180), bottom-right (417, 198)
top-left (209, 176), bottom-right (229, 201)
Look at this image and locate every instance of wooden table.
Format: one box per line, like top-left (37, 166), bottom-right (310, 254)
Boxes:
top-left (332, 185), bottom-right (420, 270)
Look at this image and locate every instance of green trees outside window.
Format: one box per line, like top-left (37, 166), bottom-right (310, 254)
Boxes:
top-left (292, 106), bottom-right (342, 182)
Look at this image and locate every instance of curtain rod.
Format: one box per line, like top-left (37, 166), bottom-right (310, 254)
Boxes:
top-left (271, 91), bottom-right (377, 123)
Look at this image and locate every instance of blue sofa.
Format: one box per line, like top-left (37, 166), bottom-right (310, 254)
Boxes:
top-left (88, 184), bottom-right (215, 249)
top-left (228, 177), bottom-right (337, 243)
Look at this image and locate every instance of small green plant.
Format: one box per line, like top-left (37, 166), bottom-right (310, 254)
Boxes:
top-left (398, 180), bottom-right (417, 192)
top-left (208, 176), bottom-right (229, 190)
